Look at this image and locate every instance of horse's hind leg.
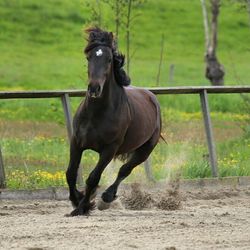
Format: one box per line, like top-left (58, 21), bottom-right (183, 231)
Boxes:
top-left (100, 130), bottom-right (160, 206)
top-left (66, 138), bottom-right (84, 208)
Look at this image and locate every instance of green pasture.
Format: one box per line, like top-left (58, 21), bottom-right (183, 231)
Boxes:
top-left (2, 130), bottom-right (250, 189)
top-left (1, 107), bottom-right (250, 189)
top-left (0, 0), bottom-right (250, 188)
top-left (0, 0), bottom-right (250, 90)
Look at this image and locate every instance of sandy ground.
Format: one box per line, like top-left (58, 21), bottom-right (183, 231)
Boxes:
top-left (0, 185), bottom-right (250, 250)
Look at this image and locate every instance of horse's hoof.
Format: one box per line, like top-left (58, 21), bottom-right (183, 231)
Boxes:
top-left (68, 201), bottom-right (96, 216)
top-left (97, 199), bottom-right (111, 211)
top-left (70, 208), bottom-right (84, 216)
top-left (101, 190), bottom-right (117, 203)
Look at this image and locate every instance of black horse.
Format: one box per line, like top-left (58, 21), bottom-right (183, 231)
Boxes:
top-left (66, 27), bottom-right (162, 216)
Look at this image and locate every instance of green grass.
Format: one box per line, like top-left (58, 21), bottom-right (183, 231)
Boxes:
top-left (3, 132), bottom-right (250, 189)
top-left (152, 136), bottom-right (250, 181)
top-left (0, 0), bottom-right (250, 91)
top-left (0, 0), bottom-right (250, 117)
top-left (1, 105), bottom-right (250, 188)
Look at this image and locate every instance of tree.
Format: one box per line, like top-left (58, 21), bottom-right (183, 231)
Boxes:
top-left (109, 0), bottom-right (145, 74)
top-left (248, 0), bottom-right (250, 26)
top-left (103, 0), bottom-right (127, 43)
top-left (86, 0), bottom-right (145, 75)
top-left (200, 0), bottom-right (225, 85)
top-left (86, 0), bottom-right (102, 27)
top-left (235, 0), bottom-right (250, 27)
top-left (156, 34), bottom-right (165, 86)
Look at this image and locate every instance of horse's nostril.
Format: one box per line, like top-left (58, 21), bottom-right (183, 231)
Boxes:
top-left (88, 83), bottom-right (102, 97)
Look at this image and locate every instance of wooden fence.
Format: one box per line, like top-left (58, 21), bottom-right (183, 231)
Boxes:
top-left (0, 86), bottom-right (250, 188)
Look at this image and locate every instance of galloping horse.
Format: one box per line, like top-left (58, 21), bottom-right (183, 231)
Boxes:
top-left (66, 27), bottom-right (162, 216)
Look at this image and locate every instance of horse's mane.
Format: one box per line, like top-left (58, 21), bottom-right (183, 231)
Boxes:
top-left (84, 27), bottom-right (131, 87)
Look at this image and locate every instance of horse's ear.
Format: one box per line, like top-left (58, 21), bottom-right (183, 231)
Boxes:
top-left (89, 30), bottom-right (97, 41)
top-left (109, 32), bottom-right (114, 43)
top-left (85, 26), bottom-right (101, 41)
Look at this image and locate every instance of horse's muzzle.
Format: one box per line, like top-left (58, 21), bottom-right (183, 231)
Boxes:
top-left (88, 84), bottom-right (102, 98)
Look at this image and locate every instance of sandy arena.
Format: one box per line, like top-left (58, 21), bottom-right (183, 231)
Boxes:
top-left (0, 183), bottom-right (250, 250)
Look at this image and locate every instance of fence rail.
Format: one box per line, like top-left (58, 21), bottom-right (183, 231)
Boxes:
top-left (0, 86), bottom-right (250, 188)
top-left (0, 86), bottom-right (250, 99)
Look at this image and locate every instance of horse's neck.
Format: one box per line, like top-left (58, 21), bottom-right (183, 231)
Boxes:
top-left (104, 77), bottom-right (125, 107)
top-left (86, 74), bottom-right (125, 113)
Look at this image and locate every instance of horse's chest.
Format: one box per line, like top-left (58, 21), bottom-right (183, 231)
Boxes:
top-left (76, 117), bottom-right (120, 149)
top-left (80, 121), bottom-right (97, 141)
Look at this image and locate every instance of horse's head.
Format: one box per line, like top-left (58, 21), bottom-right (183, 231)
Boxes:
top-left (84, 28), bottom-right (113, 98)
top-left (84, 27), bottom-right (130, 99)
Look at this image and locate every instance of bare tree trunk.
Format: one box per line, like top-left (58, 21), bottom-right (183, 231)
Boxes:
top-left (126, 0), bottom-right (132, 75)
top-left (210, 0), bottom-right (219, 51)
top-left (115, 0), bottom-right (120, 41)
top-left (200, 0), bottom-right (210, 49)
top-left (156, 34), bottom-right (164, 86)
top-left (201, 0), bottom-right (225, 86)
top-left (96, 0), bottom-right (102, 27)
top-left (247, 0), bottom-right (250, 27)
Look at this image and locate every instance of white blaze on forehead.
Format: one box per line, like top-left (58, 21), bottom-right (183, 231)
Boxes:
top-left (96, 49), bottom-right (103, 57)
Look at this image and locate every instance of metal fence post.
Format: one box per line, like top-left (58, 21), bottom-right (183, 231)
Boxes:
top-left (200, 89), bottom-right (218, 177)
top-left (0, 146), bottom-right (6, 188)
top-left (61, 94), bottom-right (73, 140)
top-left (61, 94), bottom-right (84, 187)
top-left (144, 158), bottom-right (155, 182)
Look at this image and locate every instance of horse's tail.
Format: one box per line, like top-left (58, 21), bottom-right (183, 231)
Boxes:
top-left (160, 133), bottom-right (168, 144)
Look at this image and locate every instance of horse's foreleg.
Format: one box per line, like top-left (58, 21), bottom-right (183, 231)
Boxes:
top-left (70, 145), bottom-right (116, 216)
top-left (66, 138), bottom-right (84, 208)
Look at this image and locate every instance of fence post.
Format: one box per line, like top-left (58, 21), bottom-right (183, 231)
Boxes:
top-left (0, 146), bottom-right (6, 188)
top-left (200, 89), bottom-right (218, 177)
top-left (61, 94), bottom-right (84, 187)
top-left (61, 94), bottom-right (73, 140)
top-left (144, 158), bottom-right (155, 182)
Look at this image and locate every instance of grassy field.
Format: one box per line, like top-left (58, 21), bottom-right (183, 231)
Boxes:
top-left (0, 0), bottom-right (250, 188)
top-left (1, 0), bottom-right (250, 90)
top-left (2, 109), bottom-right (250, 189)
top-left (0, 0), bottom-right (249, 114)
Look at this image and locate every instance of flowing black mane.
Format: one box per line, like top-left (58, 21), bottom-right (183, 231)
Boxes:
top-left (84, 27), bottom-right (130, 87)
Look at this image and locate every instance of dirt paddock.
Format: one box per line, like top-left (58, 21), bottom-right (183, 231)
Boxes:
top-left (0, 183), bottom-right (250, 250)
